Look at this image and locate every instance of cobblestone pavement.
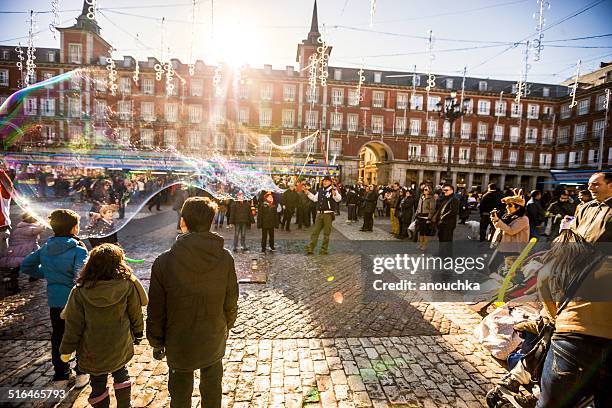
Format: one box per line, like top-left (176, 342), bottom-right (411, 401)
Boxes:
top-left (0, 208), bottom-right (504, 407)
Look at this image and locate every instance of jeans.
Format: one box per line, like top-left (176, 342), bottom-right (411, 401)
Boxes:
top-left (261, 227), bottom-right (274, 250)
top-left (168, 361), bottom-right (223, 408)
top-left (233, 223), bottom-right (247, 250)
top-left (214, 211), bottom-right (226, 228)
top-left (537, 333), bottom-right (612, 408)
top-left (50, 307), bottom-right (70, 377)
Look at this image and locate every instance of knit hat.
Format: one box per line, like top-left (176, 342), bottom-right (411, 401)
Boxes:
top-left (501, 189), bottom-right (526, 207)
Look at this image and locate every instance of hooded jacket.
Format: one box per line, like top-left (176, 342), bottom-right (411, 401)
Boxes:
top-left (20, 236), bottom-right (88, 308)
top-left (0, 221), bottom-right (45, 269)
top-left (60, 277), bottom-right (146, 375)
top-left (146, 232), bottom-right (239, 370)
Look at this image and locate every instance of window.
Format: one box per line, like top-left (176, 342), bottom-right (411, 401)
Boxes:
top-left (70, 75), bottom-right (80, 90)
top-left (234, 134), bottom-right (246, 151)
top-left (42, 71), bottom-right (54, 88)
top-left (239, 84), bottom-right (249, 100)
top-left (119, 77), bottom-right (131, 95)
top-left (69, 44), bottom-right (82, 64)
top-left (412, 75), bottom-right (421, 87)
top-left (188, 131), bottom-right (202, 148)
top-left (410, 94), bottom-right (423, 110)
top-left (68, 125), bottom-right (82, 141)
top-left (427, 120), bottom-right (438, 137)
top-left (526, 127), bottom-right (537, 144)
top-left (560, 104), bottom-right (571, 119)
top-left (374, 72), bottom-right (382, 83)
top-left (574, 123), bottom-right (587, 141)
top-left (191, 80), bottom-right (203, 97)
top-left (396, 93), bottom-right (409, 109)
top-left (509, 150), bottom-right (518, 167)
top-left (238, 107), bottom-right (249, 125)
top-left (577, 99), bottom-right (589, 116)
top-left (214, 133), bottom-right (226, 149)
top-left (459, 147), bottom-right (470, 164)
top-left (260, 83), bottom-right (273, 100)
top-left (94, 99), bottom-right (107, 119)
top-left (478, 81), bottom-right (488, 92)
top-left (593, 120), bottom-right (605, 140)
top-left (555, 153), bottom-right (566, 168)
top-left (542, 87), bottom-right (550, 97)
top-left (409, 119), bottom-right (420, 136)
top-left (524, 151), bottom-right (534, 168)
top-left (282, 109), bottom-right (295, 128)
top-left (94, 76), bottom-right (106, 92)
top-left (1, 50), bottom-right (9, 60)
top-left (477, 148), bottom-right (487, 164)
top-left (116, 100), bottom-right (132, 120)
top-left (41, 98), bottom-right (55, 116)
top-left (24, 97), bottom-right (37, 115)
top-left (283, 84), bottom-right (296, 102)
top-left (141, 102), bottom-right (155, 121)
top-left (330, 112), bottom-right (342, 130)
top-left (427, 145), bottom-right (437, 162)
top-left (527, 104), bottom-right (539, 119)
top-left (347, 113), bottom-right (358, 132)
top-left (164, 129), bottom-right (178, 147)
top-left (494, 124), bottom-right (504, 141)
top-left (0, 69), bottom-right (8, 86)
top-left (558, 127), bottom-right (569, 144)
top-left (512, 83), bottom-right (519, 94)
top-left (305, 110), bottom-right (318, 129)
top-left (68, 97), bottom-right (80, 118)
top-left (372, 91), bottom-right (384, 108)
top-left (117, 128), bottom-right (130, 145)
top-left (372, 115), bottom-right (384, 134)
top-left (588, 149), bottom-right (599, 166)
top-left (478, 100), bottom-right (490, 115)
top-left (495, 101), bottom-right (506, 116)
top-left (511, 103), bottom-right (522, 118)
top-left (334, 69), bottom-right (342, 81)
top-left (331, 88), bottom-right (344, 106)
top-left (167, 78), bottom-right (179, 96)
top-left (140, 129), bottom-right (154, 147)
top-left (539, 153), bottom-right (552, 169)
top-left (42, 125), bottom-right (55, 143)
top-left (395, 117), bottom-right (406, 134)
top-left (542, 128), bottom-right (553, 144)
top-left (461, 122), bottom-right (471, 139)
top-left (330, 139), bottom-right (342, 155)
top-left (306, 87), bottom-right (318, 103)
top-left (492, 149), bottom-right (502, 166)
top-left (164, 103), bottom-right (178, 122)
top-left (464, 99), bottom-right (473, 114)
top-left (443, 145), bottom-right (454, 162)
top-left (408, 144), bottom-right (421, 159)
top-left (47, 51), bottom-right (54, 63)
top-left (348, 89), bottom-right (360, 106)
top-left (258, 136), bottom-right (271, 152)
top-left (445, 79), bottom-right (453, 89)
top-left (212, 105), bottom-right (226, 125)
top-left (427, 96), bottom-right (440, 111)
top-left (189, 104), bottom-right (202, 124)
top-left (510, 126), bottom-right (519, 143)
top-left (281, 135), bottom-right (294, 147)
top-left (596, 94), bottom-right (607, 111)
top-left (259, 108), bottom-right (272, 127)
top-left (477, 122), bottom-right (488, 141)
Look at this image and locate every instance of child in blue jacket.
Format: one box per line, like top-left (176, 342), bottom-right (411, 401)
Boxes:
top-left (21, 209), bottom-right (89, 385)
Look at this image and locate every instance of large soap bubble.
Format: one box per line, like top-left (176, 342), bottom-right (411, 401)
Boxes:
top-left (1, 68), bottom-right (333, 238)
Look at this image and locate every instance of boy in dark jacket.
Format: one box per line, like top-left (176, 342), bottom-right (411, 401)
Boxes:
top-left (21, 209), bottom-right (89, 385)
top-left (147, 197), bottom-right (238, 408)
top-left (257, 192), bottom-right (277, 253)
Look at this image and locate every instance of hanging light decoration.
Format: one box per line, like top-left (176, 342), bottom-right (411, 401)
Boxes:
top-left (25, 11), bottom-right (37, 87)
top-left (568, 59), bottom-right (581, 108)
top-left (106, 49), bottom-right (118, 96)
top-left (85, 0), bottom-right (96, 20)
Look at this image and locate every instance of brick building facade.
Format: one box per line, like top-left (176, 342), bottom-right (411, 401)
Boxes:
top-left (0, 1), bottom-right (610, 191)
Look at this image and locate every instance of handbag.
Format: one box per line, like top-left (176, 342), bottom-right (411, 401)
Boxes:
top-left (408, 220), bottom-right (417, 232)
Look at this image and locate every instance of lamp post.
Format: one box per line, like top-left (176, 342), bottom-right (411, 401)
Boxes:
top-left (436, 91), bottom-right (471, 178)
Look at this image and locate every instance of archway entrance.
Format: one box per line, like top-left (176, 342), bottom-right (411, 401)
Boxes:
top-left (357, 141), bottom-right (393, 185)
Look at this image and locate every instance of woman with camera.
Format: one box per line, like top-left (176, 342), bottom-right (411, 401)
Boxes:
top-left (489, 189), bottom-right (530, 272)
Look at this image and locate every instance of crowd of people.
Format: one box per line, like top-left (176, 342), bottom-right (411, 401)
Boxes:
top-left (0, 167), bottom-right (610, 408)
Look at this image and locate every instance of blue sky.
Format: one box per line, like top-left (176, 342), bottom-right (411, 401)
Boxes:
top-left (1, 0), bottom-right (611, 84)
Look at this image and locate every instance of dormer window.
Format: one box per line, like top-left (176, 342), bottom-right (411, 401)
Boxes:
top-left (374, 72), bottom-right (382, 83)
top-left (478, 81), bottom-right (488, 92)
top-left (446, 79), bottom-right (453, 89)
top-left (334, 69), bottom-right (342, 81)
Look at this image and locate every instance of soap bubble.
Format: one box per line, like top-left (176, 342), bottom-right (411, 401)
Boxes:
top-left (0, 68), bottom-right (333, 238)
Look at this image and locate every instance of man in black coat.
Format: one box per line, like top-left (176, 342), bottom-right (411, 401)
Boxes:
top-left (432, 184), bottom-right (459, 258)
top-left (147, 197), bottom-right (239, 408)
top-left (360, 185), bottom-right (378, 232)
top-left (257, 192), bottom-right (277, 252)
top-left (479, 183), bottom-right (505, 242)
top-left (281, 185), bottom-right (299, 232)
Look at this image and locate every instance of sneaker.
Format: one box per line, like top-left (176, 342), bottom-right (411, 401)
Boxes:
top-left (75, 373), bottom-right (89, 389)
top-left (269, 247), bottom-right (276, 252)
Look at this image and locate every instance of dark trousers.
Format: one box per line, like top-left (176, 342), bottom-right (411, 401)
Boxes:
top-left (168, 361), bottom-right (223, 408)
top-left (297, 207), bottom-right (307, 228)
top-left (347, 204), bottom-right (357, 221)
top-left (282, 208), bottom-right (295, 231)
top-left (437, 226), bottom-right (455, 259)
top-left (148, 194), bottom-right (161, 211)
top-left (537, 334), bottom-right (612, 408)
top-left (261, 227), bottom-right (274, 250)
top-left (50, 307), bottom-right (70, 376)
top-left (479, 214), bottom-right (491, 242)
top-left (310, 206), bottom-right (317, 225)
top-left (362, 211), bottom-right (374, 231)
top-left (90, 366), bottom-right (130, 405)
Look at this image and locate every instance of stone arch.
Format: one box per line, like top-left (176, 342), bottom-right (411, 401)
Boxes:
top-left (357, 141), bottom-right (394, 185)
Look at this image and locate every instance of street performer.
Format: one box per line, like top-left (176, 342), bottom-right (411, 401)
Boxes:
top-left (304, 176), bottom-right (342, 255)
